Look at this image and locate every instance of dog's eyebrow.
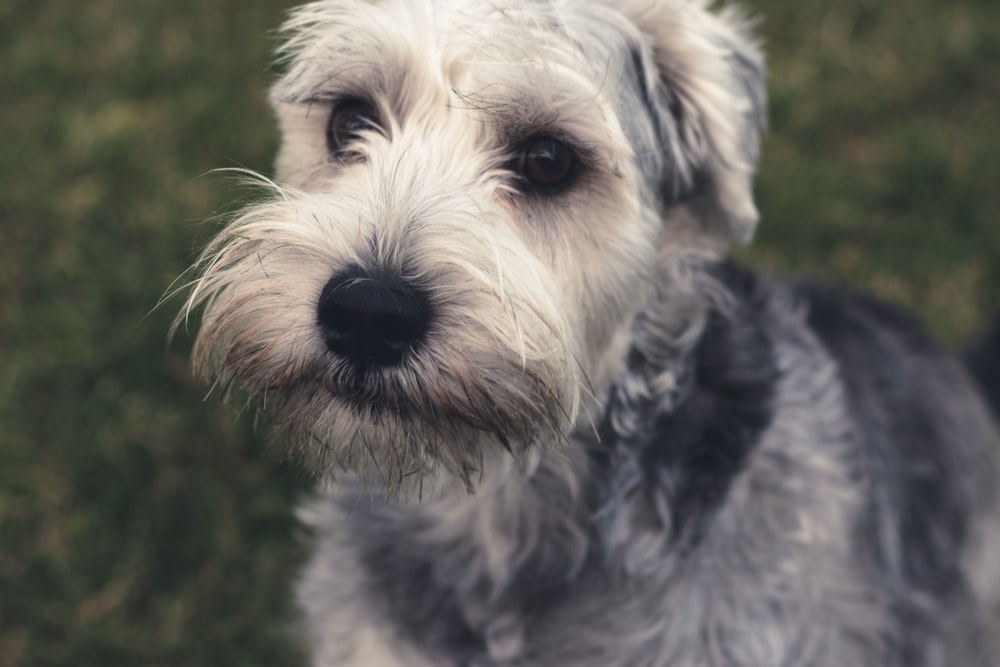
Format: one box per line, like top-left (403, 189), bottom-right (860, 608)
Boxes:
top-left (449, 90), bottom-right (563, 130)
top-left (275, 79), bottom-right (372, 107)
top-left (273, 57), bottom-right (409, 108)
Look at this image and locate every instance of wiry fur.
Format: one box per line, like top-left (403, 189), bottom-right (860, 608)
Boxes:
top-left (178, 1), bottom-right (1000, 665)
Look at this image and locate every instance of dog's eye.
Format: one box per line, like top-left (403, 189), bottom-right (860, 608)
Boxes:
top-left (516, 137), bottom-right (578, 192)
top-left (327, 99), bottom-right (380, 157)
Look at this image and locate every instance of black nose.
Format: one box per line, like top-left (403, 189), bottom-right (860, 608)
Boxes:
top-left (317, 272), bottom-right (430, 366)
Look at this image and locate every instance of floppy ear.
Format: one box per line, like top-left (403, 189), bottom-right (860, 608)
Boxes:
top-left (626, 0), bottom-right (766, 245)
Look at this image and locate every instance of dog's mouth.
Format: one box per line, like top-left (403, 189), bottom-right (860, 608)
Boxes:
top-left (317, 360), bottom-right (431, 422)
top-left (318, 357), bottom-right (534, 441)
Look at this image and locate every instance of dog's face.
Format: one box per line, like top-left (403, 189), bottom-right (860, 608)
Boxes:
top-left (181, 0), bottom-right (765, 491)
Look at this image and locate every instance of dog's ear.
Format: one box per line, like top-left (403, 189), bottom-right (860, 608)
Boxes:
top-left (625, 1), bottom-right (766, 244)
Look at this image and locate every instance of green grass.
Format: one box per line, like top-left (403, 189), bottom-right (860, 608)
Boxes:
top-left (2, 1), bottom-right (999, 665)
top-left (748, 0), bottom-right (1000, 338)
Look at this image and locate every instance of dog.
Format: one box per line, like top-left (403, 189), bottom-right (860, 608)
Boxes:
top-left (177, 0), bottom-right (1000, 664)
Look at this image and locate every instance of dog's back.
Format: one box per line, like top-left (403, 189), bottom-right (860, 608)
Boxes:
top-left (968, 316), bottom-right (1000, 420)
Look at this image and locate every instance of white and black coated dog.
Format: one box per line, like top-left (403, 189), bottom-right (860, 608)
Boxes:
top-left (178, 0), bottom-right (1000, 664)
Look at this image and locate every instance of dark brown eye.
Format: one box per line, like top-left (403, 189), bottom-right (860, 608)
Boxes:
top-left (326, 99), bottom-right (379, 157)
top-left (516, 137), bottom-right (578, 191)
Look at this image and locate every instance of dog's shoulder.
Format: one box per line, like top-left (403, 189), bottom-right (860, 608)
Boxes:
top-left (783, 272), bottom-right (999, 625)
top-left (712, 265), bottom-right (1000, 657)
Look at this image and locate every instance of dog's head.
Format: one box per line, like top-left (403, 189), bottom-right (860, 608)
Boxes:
top-left (180, 0), bottom-right (765, 491)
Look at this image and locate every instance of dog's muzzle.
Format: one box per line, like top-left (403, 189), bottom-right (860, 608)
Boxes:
top-left (317, 271), bottom-right (431, 367)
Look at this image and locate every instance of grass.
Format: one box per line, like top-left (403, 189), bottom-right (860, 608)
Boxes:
top-left (2, 0), bottom-right (998, 665)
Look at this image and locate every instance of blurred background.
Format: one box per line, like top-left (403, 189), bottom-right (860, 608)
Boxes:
top-left (2, 0), bottom-right (998, 665)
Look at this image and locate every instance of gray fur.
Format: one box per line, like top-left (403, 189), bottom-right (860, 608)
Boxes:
top-left (178, 1), bottom-right (1000, 665)
top-left (295, 267), bottom-right (1000, 666)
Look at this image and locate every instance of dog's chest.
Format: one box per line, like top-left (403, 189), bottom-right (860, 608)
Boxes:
top-left (325, 501), bottom-right (634, 667)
